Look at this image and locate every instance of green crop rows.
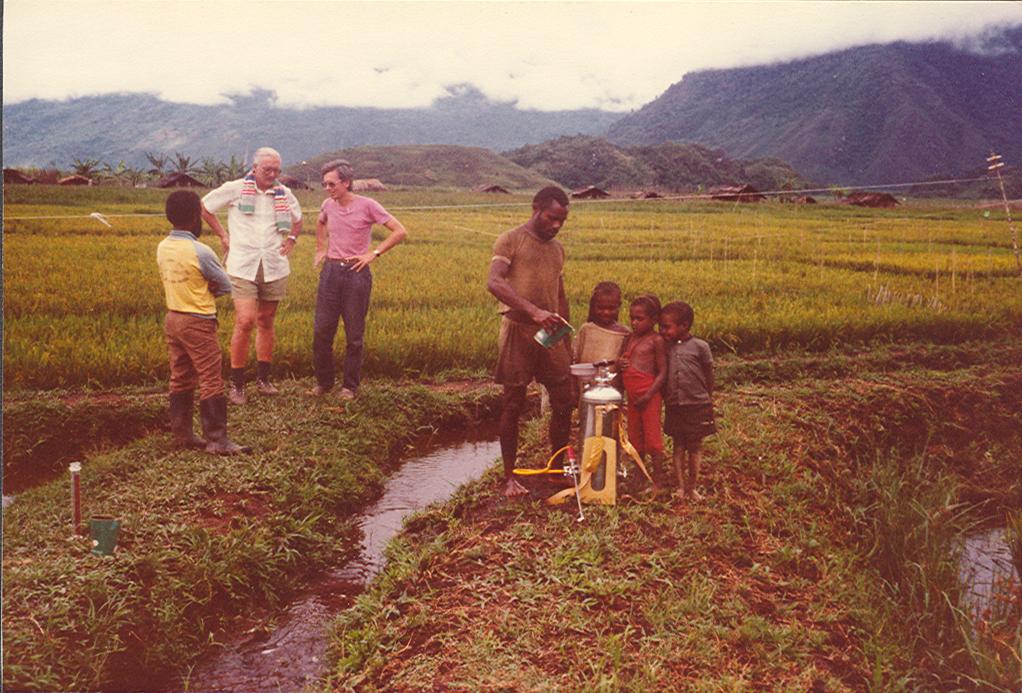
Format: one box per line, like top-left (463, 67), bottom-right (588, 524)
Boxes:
top-left (4, 186), bottom-right (1020, 389)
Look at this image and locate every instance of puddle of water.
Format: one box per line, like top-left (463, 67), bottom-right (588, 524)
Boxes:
top-left (182, 426), bottom-right (502, 692)
top-left (959, 526), bottom-right (1020, 623)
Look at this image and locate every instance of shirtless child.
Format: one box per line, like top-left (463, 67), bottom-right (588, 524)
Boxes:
top-left (618, 294), bottom-right (667, 487)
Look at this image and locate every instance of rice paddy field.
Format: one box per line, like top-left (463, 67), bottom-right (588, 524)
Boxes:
top-left (3, 185), bottom-right (1021, 691)
top-left (4, 185), bottom-right (1020, 390)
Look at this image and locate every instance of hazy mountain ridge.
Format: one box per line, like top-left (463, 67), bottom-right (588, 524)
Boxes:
top-left (287, 145), bottom-right (559, 190)
top-left (505, 136), bottom-right (806, 191)
top-left (606, 28), bottom-right (1022, 185)
top-left (5, 30), bottom-right (1020, 189)
top-left (2, 87), bottom-right (620, 169)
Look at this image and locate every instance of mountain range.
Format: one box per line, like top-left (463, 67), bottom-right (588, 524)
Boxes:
top-left (1, 86), bottom-right (619, 171)
top-left (504, 136), bottom-right (805, 191)
top-left (4, 28), bottom-right (1020, 188)
top-left (607, 27), bottom-right (1022, 185)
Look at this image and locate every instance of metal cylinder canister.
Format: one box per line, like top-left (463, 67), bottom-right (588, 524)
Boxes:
top-left (581, 375), bottom-right (621, 491)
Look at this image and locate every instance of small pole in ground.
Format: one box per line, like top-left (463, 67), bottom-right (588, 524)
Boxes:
top-left (69, 461), bottom-right (82, 534)
top-left (986, 152), bottom-right (1021, 276)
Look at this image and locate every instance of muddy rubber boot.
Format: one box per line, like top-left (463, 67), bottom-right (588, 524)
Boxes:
top-left (199, 395), bottom-right (252, 455)
top-left (169, 391), bottom-right (206, 449)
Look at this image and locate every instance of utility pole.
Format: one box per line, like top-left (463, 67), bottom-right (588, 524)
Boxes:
top-left (986, 152), bottom-right (1021, 276)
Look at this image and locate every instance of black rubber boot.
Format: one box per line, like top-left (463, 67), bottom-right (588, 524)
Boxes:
top-left (199, 395), bottom-right (251, 455)
top-left (169, 391), bottom-right (206, 449)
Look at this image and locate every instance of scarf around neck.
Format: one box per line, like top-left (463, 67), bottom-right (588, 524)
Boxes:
top-left (239, 173), bottom-right (292, 232)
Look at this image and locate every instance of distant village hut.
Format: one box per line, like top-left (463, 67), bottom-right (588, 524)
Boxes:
top-left (571, 186), bottom-right (610, 199)
top-left (156, 172), bottom-right (205, 188)
top-left (779, 193), bottom-right (817, 204)
top-left (278, 175), bottom-right (310, 190)
top-left (476, 184), bottom-right (511, 194)
top-left (709, 185), bottom-right (765, 203)
top-left (58, 175), bottom-right (93, 186)
top-left (845, 191), bottom-right (899, 208)
top-left (4, 168), bottom-right (36, 185)
top-left (351, 178), bottom-right (388, 192)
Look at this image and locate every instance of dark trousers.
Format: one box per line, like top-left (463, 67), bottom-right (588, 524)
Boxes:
top-left (313, 261), bottom-right (372, 391)
top-left (165, 312), bottom-right (223, 401)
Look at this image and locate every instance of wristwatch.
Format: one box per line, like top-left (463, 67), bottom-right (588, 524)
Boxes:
top-left (287, 235), bottom-right (298, 242)
top-left (373, 249), bottom-right (381, 257)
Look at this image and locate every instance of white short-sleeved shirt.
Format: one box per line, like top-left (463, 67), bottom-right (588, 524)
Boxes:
top-left (202, 179), bottom-right (302, 282)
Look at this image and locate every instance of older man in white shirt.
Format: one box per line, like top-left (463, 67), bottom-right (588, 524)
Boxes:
top-left (201, 147), bottom-right (303, 404)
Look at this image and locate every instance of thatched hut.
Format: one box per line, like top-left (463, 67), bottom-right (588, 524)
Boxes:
top-left (58, 175), bottom-right (93, 186)
top-left (352, 178), bottom-right (387, 192)
top-left (845, 191), bottom-right (899, 208)
top-left (709, 185), bottom-right (765, 203)
top-left (156, 172), bottom-right (205, 188)
top-left (476, 184), bottom-right (511, 194)
top-left (3, 168), bottom-right (36, 185)
top-left (571, 186), bottom-right (610, 199)
top-left (278, 175), bottom-right (310, 190)
top-left (779, 193), bottom-right (817, 204)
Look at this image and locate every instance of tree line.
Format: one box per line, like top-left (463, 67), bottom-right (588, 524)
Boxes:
top-left (18, 153), bottom-right (252, 187)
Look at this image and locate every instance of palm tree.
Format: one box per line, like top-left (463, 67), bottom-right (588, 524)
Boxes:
top-left (172, 153), bottom-right (197, 176)
top-left (144, 152), bottom-right (169, 179)
top-left (199, 157), bottom-right (227, 187)
top-left (122, 165), bottom-right (147, 188)
top-left (70, 158), bottom-right (101, 178)
top-left (100, 160), bottom-right (130, 186)
top-left (224, 154), bottom-right (247, 180)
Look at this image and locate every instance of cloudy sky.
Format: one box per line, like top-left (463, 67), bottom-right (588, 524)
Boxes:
top-left (4, 1), bottom-right (1021, 112)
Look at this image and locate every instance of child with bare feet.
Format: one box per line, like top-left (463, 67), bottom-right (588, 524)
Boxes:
top-left (618, 294), bottom-right (666, 489)
top-left (659, 301), bottom-right (716, 501)
top-left (574, 282), bottom-right (630, 388)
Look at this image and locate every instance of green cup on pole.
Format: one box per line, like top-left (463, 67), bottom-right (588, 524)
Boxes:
top-left (89, 516), bottom-right (121, 556)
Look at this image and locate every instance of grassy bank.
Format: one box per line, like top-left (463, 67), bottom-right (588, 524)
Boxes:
top-left (2, 387), bottom-right (167, 492)
top-left (1, 380), bottom-right (502, 691)
top-left (326, 349), bottom-right (1021, 690)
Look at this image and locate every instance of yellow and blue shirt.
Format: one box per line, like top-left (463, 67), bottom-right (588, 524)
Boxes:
top-left (156, 230), bottom-right (232, 318)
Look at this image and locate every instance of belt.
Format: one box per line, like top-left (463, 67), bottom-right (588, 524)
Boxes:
top-left (325, 258), bottom-right (356, 267)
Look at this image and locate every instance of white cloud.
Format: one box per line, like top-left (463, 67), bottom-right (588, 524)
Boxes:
top-left (4, 0), bottom-right (1021, 111)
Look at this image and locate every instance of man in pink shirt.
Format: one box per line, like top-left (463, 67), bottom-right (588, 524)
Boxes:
top-left (310, 159), bottom-right (408, 399)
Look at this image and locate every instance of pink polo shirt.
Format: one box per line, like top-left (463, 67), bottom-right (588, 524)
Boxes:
top-left (318, 195), bottom-right (392, 259)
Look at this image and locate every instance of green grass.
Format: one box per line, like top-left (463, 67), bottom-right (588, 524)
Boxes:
top-left (4, 188), bottom-right (1021, 388)
top-left (4, 186), bottom-right (1021, 689)
top-left (1, 380), bottom-right (502, 691)
top-left (324, 350), bottom-right (1022, 691)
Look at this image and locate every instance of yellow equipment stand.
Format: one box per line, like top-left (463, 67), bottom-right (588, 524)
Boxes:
top-left (546, 404), bottom-right (653, 507)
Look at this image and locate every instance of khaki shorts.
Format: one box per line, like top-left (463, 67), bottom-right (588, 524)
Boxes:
top-left (494, 316), bottom-right (572, 387)
top-left (230, 263), bottom-right (288, 302)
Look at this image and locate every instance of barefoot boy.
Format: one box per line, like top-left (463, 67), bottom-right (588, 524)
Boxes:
top-left (659, 301), bottom-right (715, 499)
top-left (618, 294), bottom-right (666, 487)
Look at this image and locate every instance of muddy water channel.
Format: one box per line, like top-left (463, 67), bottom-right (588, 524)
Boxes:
top-left (959, 526), bottom-right (1020, 623)
top-left (182, 426), bottom-right (501, 692)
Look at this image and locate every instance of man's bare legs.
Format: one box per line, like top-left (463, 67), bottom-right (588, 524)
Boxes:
top-left (255, 301), bottom-right (278, 362)
top-left (231, 298), bottom-right (278, 366)
top-left (499, 381), bottom-right (574, 498)
top-left (546, 379), bottom-right (574, 468)
top-left (500, 385), bottom-right (530, 497)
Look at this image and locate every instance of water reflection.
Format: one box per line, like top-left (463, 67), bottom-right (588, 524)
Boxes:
top-left (959, 526), bottom-right (1019, 622)
top-left (184, 428), bottom-right (501, 692)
